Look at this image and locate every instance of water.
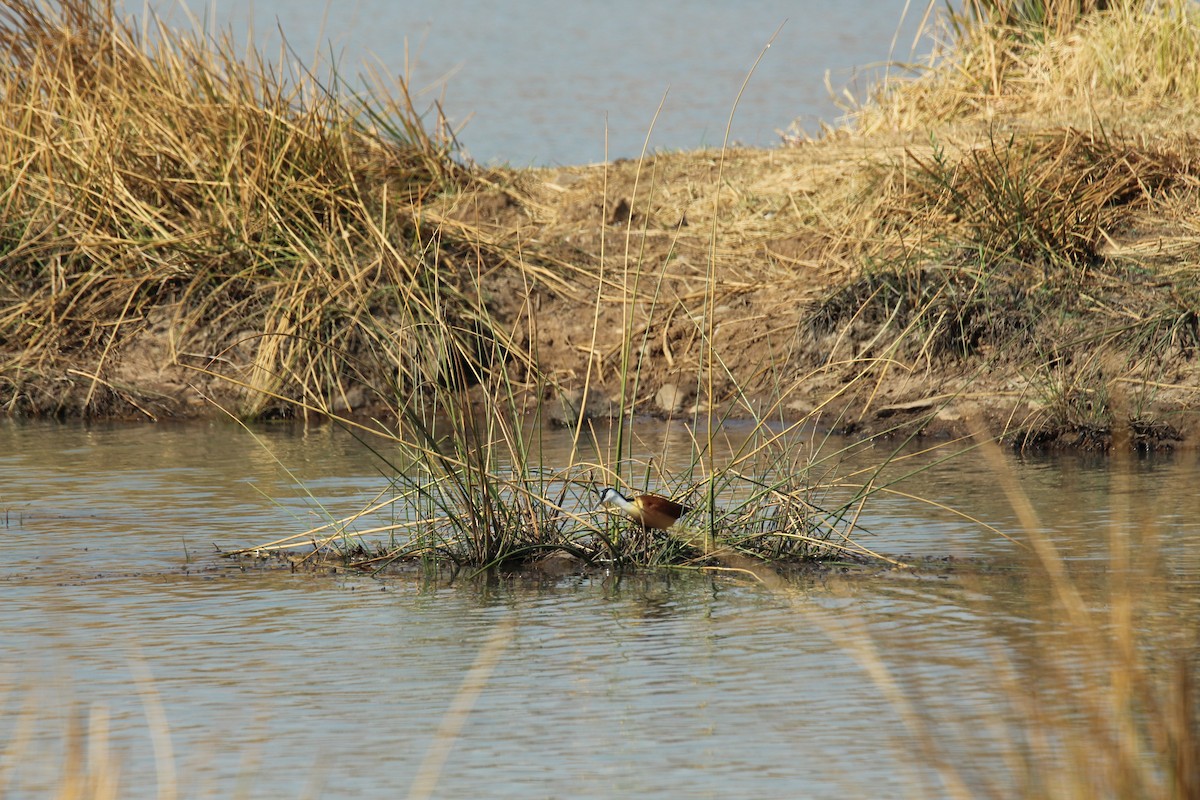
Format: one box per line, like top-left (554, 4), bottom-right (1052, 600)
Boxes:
top-left (3, 419), bottom-right (1199, 797)
top-left (10, 6), bottom-right (1194, 794)
top-left (142, 0), bottom-right (930, 165)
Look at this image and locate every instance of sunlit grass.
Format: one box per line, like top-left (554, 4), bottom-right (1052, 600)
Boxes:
top-left (228, 364), bottom-right (924, 573)
top-left (800, 1), bottom-right (1200, 446)
top-left (855, 0), bottom-right (1200, 135)
top-left (211, 21), bottom-right (935, 573)
top-left (0, 0), bottom-right (555, 418)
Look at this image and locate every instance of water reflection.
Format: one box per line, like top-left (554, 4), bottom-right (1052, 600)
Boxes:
top-left (1, 419), bottom-right (1199, 797)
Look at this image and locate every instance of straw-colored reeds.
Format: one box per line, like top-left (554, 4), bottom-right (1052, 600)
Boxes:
top-left (840, 419), bottom-right (1200, 798)
top-left (0, 0), bottom-right (536, 418)
top-left (802, 0), bottom-right (1200, 446)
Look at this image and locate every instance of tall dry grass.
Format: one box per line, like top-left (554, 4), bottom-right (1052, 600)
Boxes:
top-left (0, 0), bottom-right (921, 571)
top-left (229, 347), bottom-right (918, 573)
top-left (858, 0), bottom-right (1200, 134)
top-left (220, 24), bottom-right (958, 574)
top-left (800, 0), bottom-right (1200, 444)
top-left (0, 0), bottom-right (551, 418)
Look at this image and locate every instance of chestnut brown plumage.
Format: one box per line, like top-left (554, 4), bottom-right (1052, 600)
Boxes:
top-left (597, 487), bottom-right (692, 530)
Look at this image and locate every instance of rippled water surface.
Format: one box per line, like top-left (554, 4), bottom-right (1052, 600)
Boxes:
top-left (3, 419), bottom-right (1200, 797)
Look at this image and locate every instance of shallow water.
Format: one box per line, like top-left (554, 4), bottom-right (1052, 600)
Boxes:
top-left (3, 419), bottom-right (1199, 797)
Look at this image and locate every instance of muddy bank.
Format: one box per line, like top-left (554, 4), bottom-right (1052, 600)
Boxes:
top-left (7, 137), bottom-right (1200, 450)
top-left (10, 137), bottom-right (1199, 450)
top-left (5, 2), bottom-right (1200, 450)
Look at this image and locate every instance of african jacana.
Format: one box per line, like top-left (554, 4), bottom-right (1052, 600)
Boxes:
top-left (597, 488), bottom-right (692, 530)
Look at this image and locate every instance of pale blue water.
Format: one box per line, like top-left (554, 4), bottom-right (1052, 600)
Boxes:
top-left (2, 419), bottom-right (1199, 797)
top-left (143, 0), bottom-right (929, 165)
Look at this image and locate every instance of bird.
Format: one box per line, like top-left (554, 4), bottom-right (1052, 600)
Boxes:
top-left (596, 487), bottom-right (692, 530)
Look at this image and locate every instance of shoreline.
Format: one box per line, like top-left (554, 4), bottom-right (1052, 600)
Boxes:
top-left (8, 140), bottom-right (1198, 450)
top-left (4, 3), bottom-right (1200, 451)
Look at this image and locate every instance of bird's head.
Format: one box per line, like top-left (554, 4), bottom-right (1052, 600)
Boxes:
top-left (596, 487), bottom-right (624, 506)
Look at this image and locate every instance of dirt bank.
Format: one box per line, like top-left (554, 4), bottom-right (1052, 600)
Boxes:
top-left (400, 134), bottom-right (1200, 450)
top-left (23, 132), bottom-right (1200, 450)
top-left (5, 2), bottom-right (1200, 450)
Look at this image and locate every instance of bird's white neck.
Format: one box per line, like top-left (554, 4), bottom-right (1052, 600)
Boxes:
top-left (602, 489), bottom-right (638, 514)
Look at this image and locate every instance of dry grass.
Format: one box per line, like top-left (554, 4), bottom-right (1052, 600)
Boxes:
top-left (0, 0), bottom-right (551, 418)
top-left (6, 1), bottom-right (1200, 447)
top-left (809, 127), bottom-right (1199, 363)
top-left (794, 1), bottom-right (1200, 445)
top-left (854, 0), bottom-right (1200, 136)
top-left (226, 375), bottom-right (905, 573)
top-left (0, 1), bottom-right (925, 572)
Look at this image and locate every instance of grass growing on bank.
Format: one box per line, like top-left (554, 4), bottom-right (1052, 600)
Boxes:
top-left (808, 125), bottom-right (1196, 365)
top-left (7, 0), bottom-right (1200, 569)
top-left (6, 0), bottom-right (1200, 451)
top-left (800, 0), bottom-right (1200, 446)
top-left (857, 0), bottom-right (1200, 135)
top-left (0, 0), bottom-right (563, 418)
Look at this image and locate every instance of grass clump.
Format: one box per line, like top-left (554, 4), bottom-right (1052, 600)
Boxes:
top-left (857, 0), bottom-right (1200, 135)
top-left (796, 1), bottom-right (1200, 445)
top-left (810, 126), bottom-right (1193, 362)
top-left (904, 127), bottom-right (1183, 275)
top-left (232, 374), bottom-right (901, 575)
top-left (0, 0), bottom-right (534, 418)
